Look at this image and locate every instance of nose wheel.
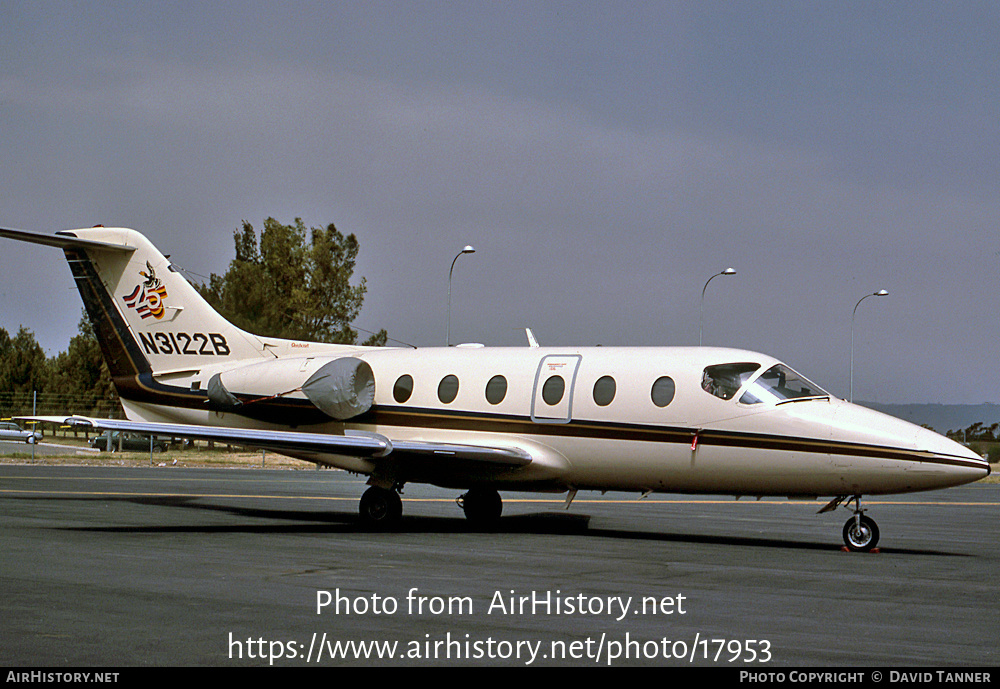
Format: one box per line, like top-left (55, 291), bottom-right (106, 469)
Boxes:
top-left (820, 495), bottom-right (881, 552)
top-left (842, 513), bottom-right (880, 552)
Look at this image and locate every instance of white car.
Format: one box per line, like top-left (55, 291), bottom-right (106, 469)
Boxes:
top-left (0, 421), bottom-right (42, 443)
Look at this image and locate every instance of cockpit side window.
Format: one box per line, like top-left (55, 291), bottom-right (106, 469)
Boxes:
top-left (739, 364), bottom-right (829, 405)
top-left (701, 363), bottom-right (761, 400)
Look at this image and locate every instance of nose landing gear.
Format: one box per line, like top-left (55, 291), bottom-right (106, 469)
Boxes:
top-left (842, 512), bottom-right (880, 552)
top-left (820, 495), bottom-right (881, 552)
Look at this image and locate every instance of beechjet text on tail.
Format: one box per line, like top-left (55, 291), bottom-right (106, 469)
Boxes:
top-left (0, 226), bottom-right (990, 551)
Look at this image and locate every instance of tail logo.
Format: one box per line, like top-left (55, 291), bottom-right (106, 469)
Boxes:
top-left (123, 262), bottom-right (169, 319)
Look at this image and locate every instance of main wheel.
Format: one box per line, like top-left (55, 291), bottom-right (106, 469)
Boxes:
top-left (842, 515), bottom-right (880, 552)
top-left (359, 486), bottom-right (402, 527)
top-left (459, 488), bottom-right (502, 526)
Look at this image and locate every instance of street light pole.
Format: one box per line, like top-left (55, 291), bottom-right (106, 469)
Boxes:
top-left (700, 268), bottom-right (736, 346)
top-left (447, 245), bottom-right (475, 346)
top-left (850, 289), bottom-right (888, 402)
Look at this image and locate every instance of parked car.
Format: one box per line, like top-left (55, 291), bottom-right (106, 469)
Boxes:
top-left (90, 431), bottom-right (170, 453)
top-left (0, 421), bottom-right (42, 444)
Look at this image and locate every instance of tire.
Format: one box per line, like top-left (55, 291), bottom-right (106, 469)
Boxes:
top-left (359, 487), bottom-right (402, 527)
top-left (460, 488), bottom-right (503, 526)
top-left (843, 515), bottom-right (880, 552)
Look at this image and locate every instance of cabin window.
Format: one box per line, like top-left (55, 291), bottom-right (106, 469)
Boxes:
top-left (701, 363), bottom-right (760, 401)
top-left (738, 364), bottom-right (828, 405)
top-left (393, 374), bottom-right (413, 403)
top-left (485, 375), bottom-right (507, 405)
top-left (542, 375), bottom-right (565, 405)
top-left (650, 376), bottom-right (676, 407)
top-left (593, 376), bottom-right (616, 406)
top-left (438, 375), bottom-right (460, 404)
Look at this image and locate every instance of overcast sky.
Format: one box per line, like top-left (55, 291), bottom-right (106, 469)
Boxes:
top-left (1, 1), bottom-right (997, 404)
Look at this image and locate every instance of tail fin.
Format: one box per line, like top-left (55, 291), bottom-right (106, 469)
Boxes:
top-left (1, 226), bottom-right (268, 385)
top-left (3, 226), bottom-right (368, 421)
top-left (64, 227), bottom-right (270, 372)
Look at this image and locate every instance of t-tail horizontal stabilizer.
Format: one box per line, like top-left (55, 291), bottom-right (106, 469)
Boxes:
top-left (0, 227), bottom-right (138, 252)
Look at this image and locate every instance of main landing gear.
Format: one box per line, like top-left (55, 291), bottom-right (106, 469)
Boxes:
top-left (820, 495), bottom-right (880, 552)
top-left (357, 485), bottom-right (504, 528)
top-left (457, 488), bottom-right (503, 526)
top-left (359, 486), bottom-right (402, 526)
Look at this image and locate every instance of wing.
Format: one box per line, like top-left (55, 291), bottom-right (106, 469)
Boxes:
top-left (20, 416), bottom-right (533, 469)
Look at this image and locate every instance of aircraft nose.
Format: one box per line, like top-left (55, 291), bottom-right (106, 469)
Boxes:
top-left (830, 400), bottom-right (922, 450)
top-left (831, 400), bottom-right (990, 488)
top-left (916, 425), bottom-right (991, 478)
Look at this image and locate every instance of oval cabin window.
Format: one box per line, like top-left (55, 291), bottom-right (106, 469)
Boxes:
top-left (438, 375), bottom-right (460, 404)
top-left (650, 376), bottom-right (676, 407)
top-left (485, 375), bottom-right (507, 405)
top-left (593, 376), bottom-right (616, 406)
top-left (393, 374), bottom-right (413, 404)
top-left (542, 375), bottom-right (565, 405)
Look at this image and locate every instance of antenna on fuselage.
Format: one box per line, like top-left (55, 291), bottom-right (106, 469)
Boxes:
top-left (353, 325), bottom-right (418, 349)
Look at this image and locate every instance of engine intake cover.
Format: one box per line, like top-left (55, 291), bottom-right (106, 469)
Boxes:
top-left (302, 357), bottom-right (376, 420)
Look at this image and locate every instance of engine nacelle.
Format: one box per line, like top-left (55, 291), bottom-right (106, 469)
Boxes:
top-left (206, 356), bottom-right (375, 421)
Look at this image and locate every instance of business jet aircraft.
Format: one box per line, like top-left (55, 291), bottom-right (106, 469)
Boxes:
top-left (0, 226), bottom-right (990, 551)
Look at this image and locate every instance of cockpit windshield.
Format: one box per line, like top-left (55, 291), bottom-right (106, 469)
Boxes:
top-left (738, 364), bottom-right (829, 405)
top-left (701, 363), bottom-right (761, 400)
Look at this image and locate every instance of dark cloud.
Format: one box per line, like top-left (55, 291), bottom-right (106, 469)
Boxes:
top-left (1, 2), bottom-right (997, 403)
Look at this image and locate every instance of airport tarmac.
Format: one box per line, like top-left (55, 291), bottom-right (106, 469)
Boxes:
top-left (0, 439), bottom-right (99, 457)
top-left (0, 464), bottom-right (996, 667)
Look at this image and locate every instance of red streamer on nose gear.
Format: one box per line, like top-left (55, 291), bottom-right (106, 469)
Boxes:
top-left (691, 433), bottom-right (699, 451)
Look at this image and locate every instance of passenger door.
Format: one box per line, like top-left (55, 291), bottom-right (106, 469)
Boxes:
top-left (531, 354), bottom-right (582, 424)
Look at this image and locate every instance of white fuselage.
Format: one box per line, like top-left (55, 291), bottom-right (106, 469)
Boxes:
top-left (124, 344), bottom-right (989, 497)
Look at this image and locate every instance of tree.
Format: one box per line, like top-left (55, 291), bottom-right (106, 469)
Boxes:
top-left (0, 326), bottom-right (47, 394)
top-left (0, 327), bottom-right (9, 374)
top-left (0, 325), bottom-right (49, 418)
top-left (46, 313), bottom-right (119, 416)
top-left (196, 218), bottom-right (386, 346)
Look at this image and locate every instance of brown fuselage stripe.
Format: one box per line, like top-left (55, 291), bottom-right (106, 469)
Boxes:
top-left (121, 389), bottom-right (986, 472)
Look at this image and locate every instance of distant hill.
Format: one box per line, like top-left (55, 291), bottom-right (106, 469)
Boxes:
top-left (857, 402), bottom-right (1000, 435)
